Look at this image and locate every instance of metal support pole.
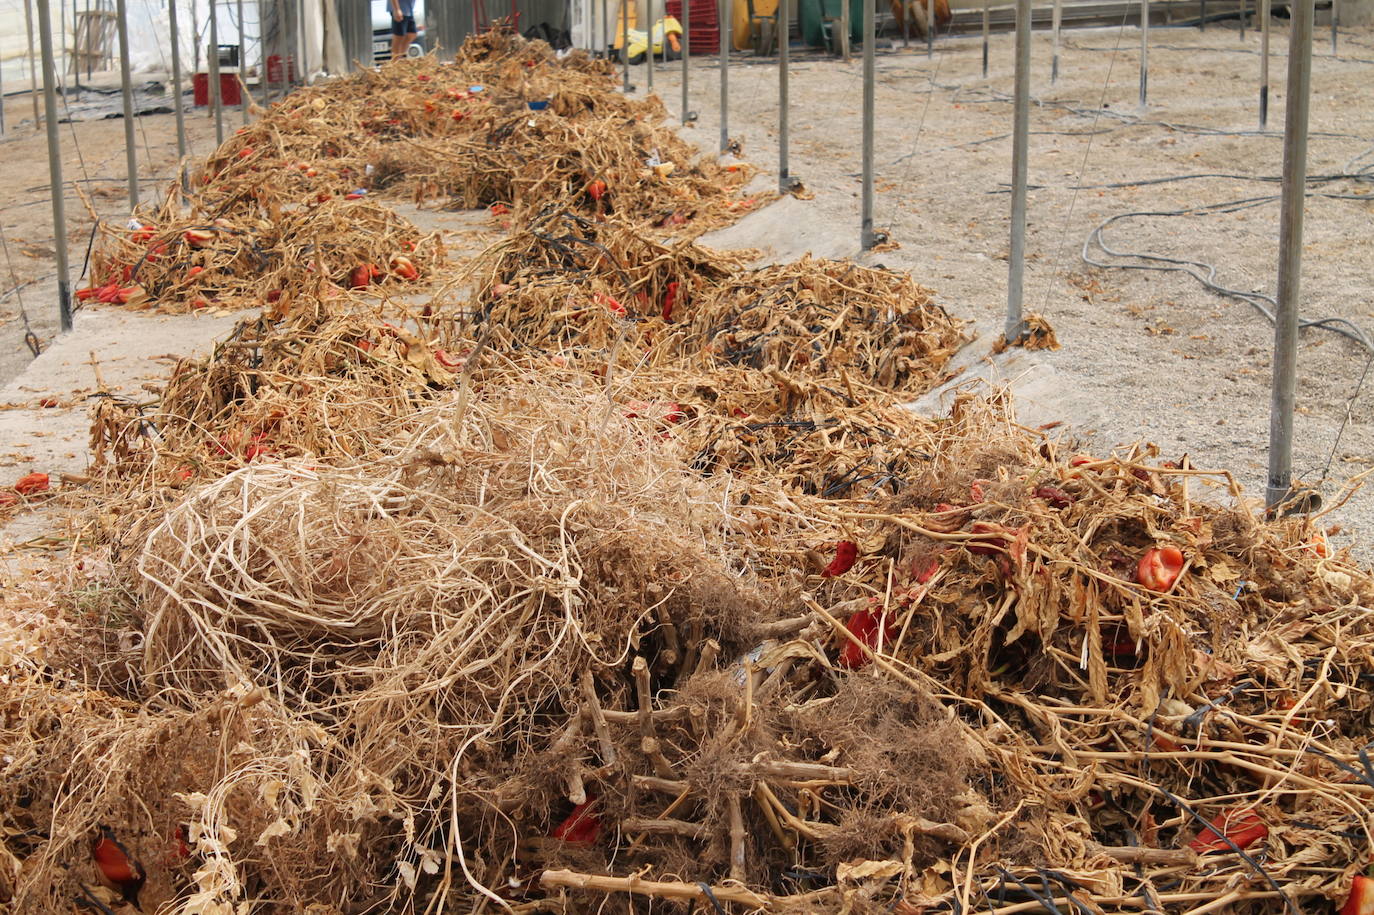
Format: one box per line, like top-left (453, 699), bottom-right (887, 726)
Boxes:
top-left (1138, 0), bottom-right (1148, 109)
top-left (259, 0), bottom-right (270, 104)
top-left (840, 0), bottom-right (849, 60)
top-left (860, 0), bottom-right (874, 249)
top-left (1239, 0), bottom-right (1245, 40)
top-left (1259, 0), bottom-right (1269, 127)
top-left (719, 0), bottom-right (729, 151)
top-left (981, 0), bottom-right (989, 77)
top-left (681, 0), bottom-right (690, 121)
top-left (1330, 0), bottom-right (1337, 54)
top-left (1005, 0), bottom-right (1030, 343)
top-left (116, 0), bottom-right (138, 206)
top-left (169, 0), bottom-right (189, 173)
top-left (926, 0), bottom-right (933, 56)
top-left (1200, 0), bottom-right (1206, 29)
top-left (210, 0), bottom-right (224, 143)
top-left (1266, 0), bottom-right (1314, 509)
top-left (1051, 0), bottom-right (1062, 83)
top-left (284, 0), bottom-right (295, 89)
top-left (26, 0), bottom-right (42, 127)
top-left (622, 0), bottom-right (630, 90)
top-left (35, 0), bottom-right (73, 333)
top-left (647, 0), bottom-right (654, 90)
top-left (238, 0), bottom-right (248, 122)
top-left (779, 0), bottom-right (790, 190)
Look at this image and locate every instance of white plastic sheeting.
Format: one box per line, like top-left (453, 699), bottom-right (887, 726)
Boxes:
top-left (0, 0), bottom-right (339, 87)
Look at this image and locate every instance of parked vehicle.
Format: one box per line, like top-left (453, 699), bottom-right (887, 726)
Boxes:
top-left (372, 0), bottom-right (428, 61)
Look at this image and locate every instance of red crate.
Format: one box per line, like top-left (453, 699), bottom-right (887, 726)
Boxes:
top-left (192, 71), bottom-right (242, 107)
top-left (266, 54), bottom-right (297, 84)
top-left (666, 0), bottom-right (722, 54)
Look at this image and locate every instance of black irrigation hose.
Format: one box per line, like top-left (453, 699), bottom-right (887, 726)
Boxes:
top-left (1152, 786), bottom-right (1301, 915)
top-left (1081, 194), bottom-right (1374, 352)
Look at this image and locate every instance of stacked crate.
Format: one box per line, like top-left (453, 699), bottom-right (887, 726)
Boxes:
top-left (666, 0), bottom-right (722, 54)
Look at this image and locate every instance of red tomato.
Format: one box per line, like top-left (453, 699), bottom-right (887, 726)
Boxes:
top-left (661, 281), bottom-right (679, 321)
top-left (14, 472), bottom-right (49, 495)
top-left (837, 606), bottom-right (895, 669)
top-left (1137, 546), bottom-right (1184, 592)
top-left (1341, 876), bottom-right (1374, 915)
top-left (390, 255), bottom-right (420, 281)
top-left (550, 799), bottom-right (600, 844)
top-left (822, 540), bottom-right (859, 578)
top-left (1188, 808), bottom-right (1267, 854)
top-left (348, 265), bottom-right (375, 289)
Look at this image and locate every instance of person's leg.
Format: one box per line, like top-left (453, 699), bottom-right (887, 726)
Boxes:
top-left (391, 17), bottom-right (406, 59)
top-left (397, 18), bottom-right (417, 55)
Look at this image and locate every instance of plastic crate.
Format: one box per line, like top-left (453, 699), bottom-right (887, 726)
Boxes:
top-left (192, 72), bottom-right (242, 107)
top-left (666, 0), bottom-right (723, 54)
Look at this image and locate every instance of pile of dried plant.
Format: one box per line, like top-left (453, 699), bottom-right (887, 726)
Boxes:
top-left (7, 27), bottom-right (1374, 915)
top-left (83, 193), bottom-right (441, 312)
top-left (79, 29), bottom-right (768, 315)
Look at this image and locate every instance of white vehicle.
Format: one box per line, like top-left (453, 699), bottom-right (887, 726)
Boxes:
top-left (372, 0), bottom-right (428, 61)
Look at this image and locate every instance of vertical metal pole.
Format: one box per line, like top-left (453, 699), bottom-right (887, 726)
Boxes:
top-left (719, 0), bottom-right (728, 151)
top-left (981, 0), bottom-right (989, 77)
top-left (26, 0), bottom-right (42, 126)
top-left (259, 0), bottom-right (270, 104)
top-left (1239, 0), bottom-right (1245, 41)
top-left (283, 0), bottom-right (294, 88)
top-left (1266, 0), bottom-right (1313, 509)
top-left (210, 0), bottom-right (224, 143)
top-left (860, 0), bottom-right (874, 249)
top-left (622, 0), bottom-right (630, 89)
top-left (238, 0), bottom-right (248, 122)
top-left (926, 0), bottom-right (933, 57)
top-left (647, 0), bottom-right (654, 90)
top-left (1138, 0), bottom-right (1148, 109)
top-left (35, 0), bottom-right (73, 333)
top-left (1259, 0), bottom-right (1269, 127)
top-left (1330, 0), bottom-right (1337, 54)
top-left (779, 0), bottom-right (789, 189)
top-left (840, 0), bottom-right (849, 60)
top-left (85, 0), bottom-right (93, 81)
top-left (169, 0), bottom-right (189, 172)
top-left (116, 0), bottom-right (138, 205)
top-left (1051, 0), bottom-right (1062, 83)
top-left (681, 0), bottom-right (690, 121)
top-left (1200, 0), bottom-right (1206, 29)
top-left (1005, 0), bottom-right (1030, 343)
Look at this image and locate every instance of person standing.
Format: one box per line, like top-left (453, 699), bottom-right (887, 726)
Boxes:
top-left (390, 0), bottom-right (418, 59)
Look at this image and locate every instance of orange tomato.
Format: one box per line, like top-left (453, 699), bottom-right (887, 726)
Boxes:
top-left (1137, 546), bottom-right (1185, 592)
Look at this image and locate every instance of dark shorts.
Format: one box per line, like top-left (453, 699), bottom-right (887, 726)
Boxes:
top-left (392, 15), bottom-right (417, 35)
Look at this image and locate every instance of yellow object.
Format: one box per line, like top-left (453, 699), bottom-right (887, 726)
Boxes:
top-left (612, 0), bottom-right (639, 49)
top-left (732, 0), bottom-right (779, 50)
top-left (624, 16), bottom-right (684, 61)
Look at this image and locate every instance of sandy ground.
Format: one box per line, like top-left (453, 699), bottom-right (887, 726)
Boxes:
top-left (0, 89), bottom-right (222, 380)
top-left (1, 22), bottom-right (1372, 551)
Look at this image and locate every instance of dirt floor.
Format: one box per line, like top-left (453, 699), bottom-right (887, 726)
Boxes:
top-left (0, 89), bottom-right (221, 380)
top-left (2, 20), bottom-right (1372, 548)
